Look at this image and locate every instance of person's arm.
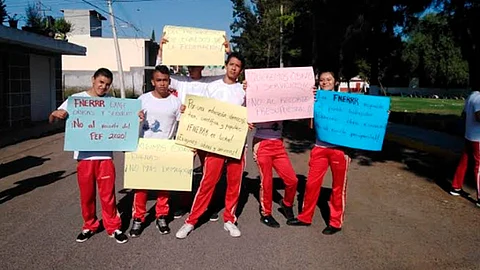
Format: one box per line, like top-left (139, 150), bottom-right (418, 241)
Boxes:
top-left (156, 32), bottom-right (168, 66)
top-left (223, 35), bottom-right (231, 55)
top-left (49, 99), bottom-right (68, 123)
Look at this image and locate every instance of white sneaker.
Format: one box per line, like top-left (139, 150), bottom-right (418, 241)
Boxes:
top-left (224, 221), bottom-right (241, 238)
top-left (476, 200), bottom-right (480, 208)
top-left (176, 224), bottom-right (194, 239)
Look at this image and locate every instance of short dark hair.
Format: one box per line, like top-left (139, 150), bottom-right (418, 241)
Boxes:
top-left (152, 65), bottom-right (170, 78)
top-left (226, 52), bottom-right (246, 69)
top-left (93, 68), bottom-right (113, 80)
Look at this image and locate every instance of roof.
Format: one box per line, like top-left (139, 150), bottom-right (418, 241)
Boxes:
top-left (0, 25), bottom-right (86, 56)
top-left (61, 9), bottom-right (107, 21)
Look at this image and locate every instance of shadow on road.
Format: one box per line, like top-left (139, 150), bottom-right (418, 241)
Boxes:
top-left (0, 170), bottom-right (74, 204)
top-left (0, 155), bottom-right (52, 179)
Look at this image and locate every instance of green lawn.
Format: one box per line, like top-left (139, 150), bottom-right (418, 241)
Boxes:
top-left (389, 96), bottom-right (464, 115)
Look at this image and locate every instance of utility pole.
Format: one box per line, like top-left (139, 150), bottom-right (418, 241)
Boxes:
top-left (107, 0), bottom-right (126, 98)
top-left (279, 3), bottom-right (284, 68)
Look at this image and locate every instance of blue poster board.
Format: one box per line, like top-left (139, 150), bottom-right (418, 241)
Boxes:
top-left (64, 97), bottom-right (141, 151)
top-left (314, 91), bottom-right (390, 151)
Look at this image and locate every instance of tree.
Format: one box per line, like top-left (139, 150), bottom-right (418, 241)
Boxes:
top-left (402, 13), bottom-right (469, 87)
top-left (25, 3), bottom-right (45, 30)
top-left (53, 18), bottom-right (72, 40)
top-left (0, 0), bottom-right (7, 23)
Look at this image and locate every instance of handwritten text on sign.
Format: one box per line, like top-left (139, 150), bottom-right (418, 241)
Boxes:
top-left (124, 139), bottom-right (193, 191)
top-left (64, 97), bottom-right (141, 151)
top-left (162, 25), bottom-right (226, 66)
top-left (245, 67), bottom-right (315, 123)
top-left (314, 91), bottom-right (390, 151)
top-left (175, 95), bottom-right (248, 159)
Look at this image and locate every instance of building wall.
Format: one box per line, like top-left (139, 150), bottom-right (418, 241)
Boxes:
top-left (62, 36), bottom-right (147, 72)
top-left (62, 10), bottom-right (92, 36)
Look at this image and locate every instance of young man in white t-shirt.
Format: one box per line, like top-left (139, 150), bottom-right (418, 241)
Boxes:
top-left (49, 68), bottom-right (129, 244)
top-left (129, 65), bottom-right (182, 237)
top-left (176, 52), bottom-right (249, 239)
top-left (450, 91), bottom-right (480, 207)
top-left (156, 34), bottom-right (231, 220)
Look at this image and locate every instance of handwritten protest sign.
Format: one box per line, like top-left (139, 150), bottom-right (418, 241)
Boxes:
top-left (245, 67), bottom-right (315, 123)
top-left (314, 91), bottom-right (390, 151)
top-left (124, 139), bottom-right (193, 191)
top-left (64, 97), bottom-right (141, 151)
top-left (162, 25), bottom-right (226, 66)
top-left (176, 95), bottom-right (248, 159)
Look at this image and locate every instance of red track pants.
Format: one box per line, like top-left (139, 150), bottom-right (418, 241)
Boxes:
top-left (185, 151), bottom-right (246, 225)
top-left (76, 159), bottom-right (121, 234)
top-left (452, 139), bottom-right (480, 200)
top-left (297, 146), bottom-right (350, 228)
top-left (133, 190), bottom-right (169, 222)
top-left (253, 138), bottom-right (298, 216)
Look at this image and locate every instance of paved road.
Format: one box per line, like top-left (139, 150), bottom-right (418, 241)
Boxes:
top-left (1, 126), bottom-right (479, 269)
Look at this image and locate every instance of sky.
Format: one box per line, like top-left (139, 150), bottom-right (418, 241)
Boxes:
top-left (3, 0), bottom-right (236, 40)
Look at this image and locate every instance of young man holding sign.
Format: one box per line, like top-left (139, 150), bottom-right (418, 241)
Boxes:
top-left (49, 68), bottom-right (129, 244)
top-left (176, 53), bottom-right (248, 239)
top-left (129, 65), bottom-right (182, 237)
top-left (287, 71), bottom-right (350, 235)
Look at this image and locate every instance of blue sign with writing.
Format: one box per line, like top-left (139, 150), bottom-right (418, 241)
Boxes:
top-left (64, 96), bottom-right (141, 151)
top-left (314, 91), bottom-right (390, 151)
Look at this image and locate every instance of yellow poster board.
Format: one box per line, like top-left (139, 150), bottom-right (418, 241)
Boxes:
top-left (162, 25), bottom-right (226, 66)
top-left (124, 138), bottom-right (194, 191)
top-left (176, 95), bottom-right (248, 159)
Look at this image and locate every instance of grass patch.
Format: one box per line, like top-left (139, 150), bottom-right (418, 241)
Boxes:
top-left (390, 97), bottom-right (464, 115)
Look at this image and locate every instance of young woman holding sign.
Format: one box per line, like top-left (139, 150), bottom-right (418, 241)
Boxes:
top-left (287, 71), bottom-right (351, 235)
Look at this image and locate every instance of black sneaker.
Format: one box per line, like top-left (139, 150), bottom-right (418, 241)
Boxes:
top-left (476, 200), bottom-right (480, 208)
top-left (209, 212), bottom-right (219, 222)
top-left (156, 216), bottom-right (170, 234)
top-left (174, 209), bottom-right (187, 219)
top-left (286, 218), bottom-right (311, 226)
top-left (129, 218), bottom-right (143, 238)
top-left (449, 188), bottom-right (468, 197)
top-left (260, 215), bottom-right (280, 228)
top-left (110, 230), bottom-right (128, 244)
top-left (322, 225), bottom-right (342, 235)
top-left (280, 201), bottom-right (295, 221)
top-left (76, 230), bottom-right (94, 243)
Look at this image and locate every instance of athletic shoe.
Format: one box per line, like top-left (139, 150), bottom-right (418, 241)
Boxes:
top-left (322, 225), bottom-right (342, 235)
top-left (176, 223), bottom-right (194, 239)
top-left (476, 200), bottom-right (480, 207)
top-left (260, 215), bottom-right (280, 228)
top-left (286, 218), bottom-right (311, 226)
top-left (156, 216), bottom-right (170, 235)
top-left (224, 221), bottom-right (241, 237)
top-left (109, 230), bottom-right (128, 244)
top-left (76, 229), bottom-right (94, 243)
top-left (209, 212), bottom-right (219, 222)
top-left (281, 201), bottom-right (295, 221)
top-left (129, 218), bottom-right (143, 238)
top-left (449, 188), bottom-right (463, 196)
top-left (173, 209), bottom-right (188, 219)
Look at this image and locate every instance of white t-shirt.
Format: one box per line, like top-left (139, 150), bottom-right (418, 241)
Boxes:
top-left (170, 75), bottom-right (224, 104)
top-left (138, 92), bottom-right (181, 139)
top-left (464, 91), bottom-right (480, 141)
top-left (254, 121), bottom-right (283, 139)
top-left (206, 79), bottom-right (245, 106)
top-left (58, 91), bottom-right (113, 160)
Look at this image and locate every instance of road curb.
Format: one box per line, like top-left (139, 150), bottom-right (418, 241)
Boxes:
top-left (385, 133), bottom-right (461, 162)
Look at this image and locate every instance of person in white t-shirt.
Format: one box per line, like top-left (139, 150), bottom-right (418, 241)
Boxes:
top-left (48, 68), bottom-right (129, 244)
top-left (128, 65), bottom-right (182, 238)
top-left (156, 33), bottom-right (232, 220)
top-left (176, 52), bottom-right (251, 239)
top-left (450, 91), bottom-right (480, 207)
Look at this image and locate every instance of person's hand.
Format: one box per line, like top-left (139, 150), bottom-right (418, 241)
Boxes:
top-left (180, 104), bottom-right (186, 113)
top-left (248, 123), bottom-right (255, 130)
top-left (138, 110), bottom-right (145, 121)
top-left (242, 80), bottom-right (247, 91)
top-left (158, 32), bottom-right (168, 56)
top-left (52, 109), bottom-right (68, 120)
top-left (312, 86), bottom-right (318, 101)
top-left (191, 148), bottom-right (197, 154)
top-left (223, 35), bottom-right (231, 54)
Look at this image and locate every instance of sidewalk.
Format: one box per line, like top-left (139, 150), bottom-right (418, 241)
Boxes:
top-left (385, 122), bottom-right (463, 161)
top-left (0, 121), bottom-right (65, 148)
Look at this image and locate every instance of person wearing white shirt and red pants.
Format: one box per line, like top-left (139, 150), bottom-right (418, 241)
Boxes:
top-left (49, 68), bottom-right (129, 244)
top-left (450, 91), bottom-right (480, 207)
top-left (176, 53), bottom-right (249, 239)
top-left (129, 65), bottom-right (182, 237)
top-left (251, 121), bottom-right (298, 227)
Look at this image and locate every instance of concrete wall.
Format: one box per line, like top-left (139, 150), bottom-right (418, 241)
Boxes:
top-left (62, 36), bottom-right (148, 72)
